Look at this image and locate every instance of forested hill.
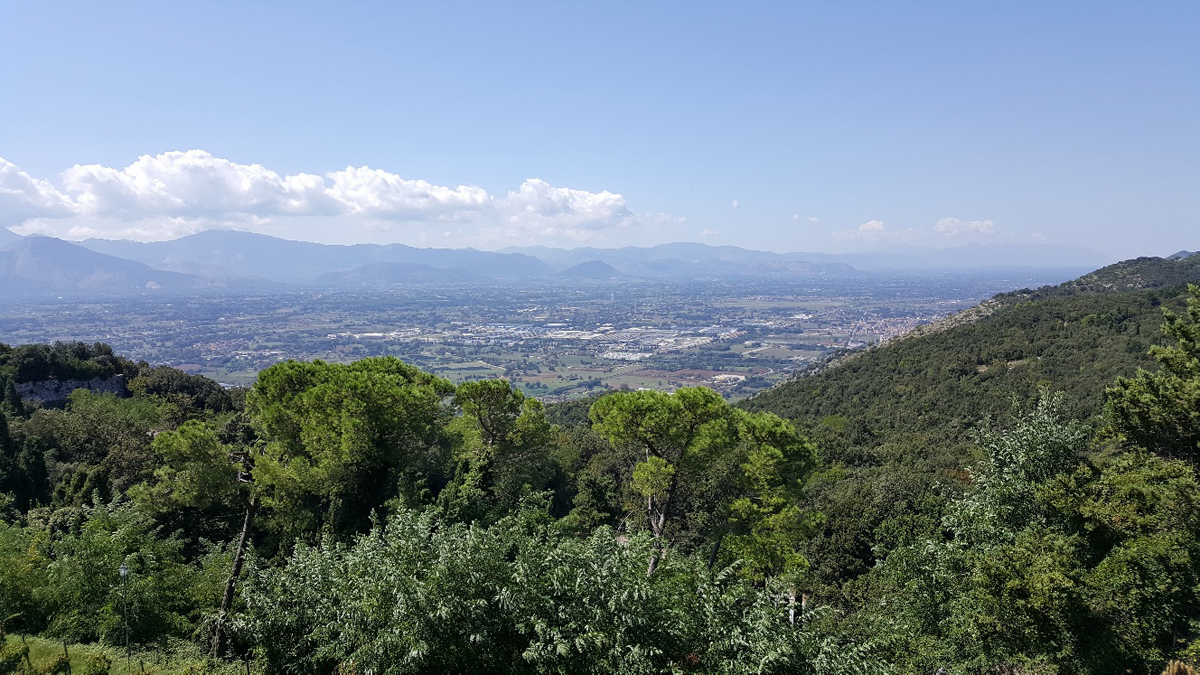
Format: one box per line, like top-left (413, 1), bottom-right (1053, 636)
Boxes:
top-left (731, 253), bottom-right (1200, 619)
top-left (742, 253), bottom-right (1200, 454)
top-left (1002, 251), bottom-right (1200, 299)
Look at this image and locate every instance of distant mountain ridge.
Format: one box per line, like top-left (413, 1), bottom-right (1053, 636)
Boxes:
top-left (504, 241), bottom-right (1112, 274)
top-left (77, 231), bottom-right (862, 285)
top-left (0, 228), bottom-right (22, 247)
top-left (0, 230), bottom-right (1145, 296)
top-left (0, 236), bottom-right (216, 295)
top-left (81, 230), bottom-right (552, 284)
top-left (506, 242), bottom-right (856, 277)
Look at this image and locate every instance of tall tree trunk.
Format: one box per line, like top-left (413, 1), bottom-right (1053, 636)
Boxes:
top-left (645, 485), bottom-right (674, 577)
top-left (646, 496), bottom-right (664, 576)
top-left (646, 545), bottom-right (661, 577)
top-left (213, 496), bottom-right (258, 659)
top-left (707, 530), bottom-right (724, 571)
top-left (643, 466), bottom-right (684, 577)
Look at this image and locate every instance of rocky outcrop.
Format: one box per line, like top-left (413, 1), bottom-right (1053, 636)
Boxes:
top-left (14, 375), bottom-right (128, 403)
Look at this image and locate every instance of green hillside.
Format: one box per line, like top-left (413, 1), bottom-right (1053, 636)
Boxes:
top-left (744, 255), bottom-right (1200, 455)
top-left (739, 255), bottom-right (1200, 621)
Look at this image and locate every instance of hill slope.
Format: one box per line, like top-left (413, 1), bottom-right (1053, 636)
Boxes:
top-left (0, 236), bottom-right (214, 295)
top-left (0, 227), bottom-right (21, 247)
top-left (744, 254), bottom-right (1200, 450)
top-left (556, 260), bottom-right (628, 279)
top-left (738, 253), bottom-right (1200, 596)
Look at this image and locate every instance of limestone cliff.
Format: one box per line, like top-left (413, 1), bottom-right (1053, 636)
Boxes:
top-left (14, 375), bottom-right (128, 403)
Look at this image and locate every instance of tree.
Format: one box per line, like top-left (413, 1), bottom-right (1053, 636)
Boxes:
top-left (870, 393), bottom-right (1200, 672)
top-left (134, 420), bottom-right (254, 658)
top-left (724, 412), bottom-right (820, 619)
top-left (127, 366), bottom-right (234, 424)
top-left (943, 392), bottom-right (1089, 548)
top-left (589, 387), bottom-right (816, 579)
top-left (36, 497), bottom-right (202, 645)
top-left (440, 379), bottom-right (554, 523)
top-left (0, 411), bottom-right (50, 511)
top-left (246, 357), bottom-right (455, 541)
top-left (590, 387), bottom-right (740, 574)
top-left (17, 390), bottom-right (162, 507)
top-left (1107, 284), bottom-right (1200, 462)
top-left (1044, 450), bottom-right (1200, 667)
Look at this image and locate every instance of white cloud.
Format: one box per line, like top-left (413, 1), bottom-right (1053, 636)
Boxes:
top-left (934, 217), bottom-right (995, 236)
top-left (0, 158), bottom-right (80, 225)
top-left (701, 229), bottom-right (719, 237)
top-left (497, 178), bottom-right (636, 239)
top-left (649, 213), bottom-right (687, 225)
top-left (325, 165), bottom-right (490, 220)
top-left (835, 219), bottom-right (887, 242)
top-left (0, 152), bottom-right (665, 244)
top-left (731, 200), bottom-right (739, 209)
top-left (59, 150), bottom-right (490, 223)
top-left (793, 215), bottom-right (821, 225)
top-left (62, 151), bottom-right (334, 219)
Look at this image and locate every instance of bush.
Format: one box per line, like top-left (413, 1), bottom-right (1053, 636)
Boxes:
top-left (241, 505), bottom-right (887, 675)
top-left (30, 496), bottom-right (213, 645)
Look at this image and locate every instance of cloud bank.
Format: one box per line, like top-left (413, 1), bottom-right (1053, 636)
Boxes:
top-left (835, 219), bottom-right (889, 242)
top-left (934, 217), bottom-right (995, 236)
top-left (0, 159), bottom-right (79, 225)
top-left (1, 150), bottom-right (659, 244)
top-left (833, 217), bottom-right (999, 244)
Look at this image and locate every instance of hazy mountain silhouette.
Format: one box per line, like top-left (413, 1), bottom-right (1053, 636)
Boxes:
top-left (781, 243), bottom-right (1111, 272)
top-left (506, 243), bottom-right (858, 277)
top-left (0, 228), bottom-right (21, 247)
top-left (24, 231), bottom-right (1123, 290)
top-left (81, 230), bottom-right (553, 283)
top-left (556, 260), bottom-right (629, 280)
top-left (0, 236), bottom-right (212, 295)
top-left (505, 241), bottom-right (1110, 274)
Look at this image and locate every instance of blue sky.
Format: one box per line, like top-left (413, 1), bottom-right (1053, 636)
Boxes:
top-left (0, 1), bottom-right (1196, 256)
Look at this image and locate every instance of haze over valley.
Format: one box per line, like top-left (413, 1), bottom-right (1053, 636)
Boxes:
top-left (0, 226), bottom-right (1100, 397)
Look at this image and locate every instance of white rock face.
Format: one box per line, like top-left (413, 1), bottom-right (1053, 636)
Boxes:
top-left (14, 375), bottom-right (128, 403)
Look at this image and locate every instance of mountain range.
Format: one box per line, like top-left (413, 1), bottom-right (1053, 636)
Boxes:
top-left (0, 236), bottom-right (228, 294)
top-left (79, 230), bottom-right (553, 284)
top-left (503, 241), bottom-right (1112, 274)
top-left (0, 227), bottom-right (1119, 298)
top-left (0, 227), bottom-right (23, 248)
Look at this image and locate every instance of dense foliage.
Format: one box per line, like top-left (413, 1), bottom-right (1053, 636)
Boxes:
top-left (742, 260), bottom-right (1200, 614)
top-left (0, 341), bottom-right (139, 384)
top-left (3, 259), bottom-right (1200, 673)
top-left (241, 507), bottom-right (880, 675)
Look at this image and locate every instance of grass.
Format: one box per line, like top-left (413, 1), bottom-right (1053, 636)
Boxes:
top-left (2, 635), bottom-right (253, 675)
